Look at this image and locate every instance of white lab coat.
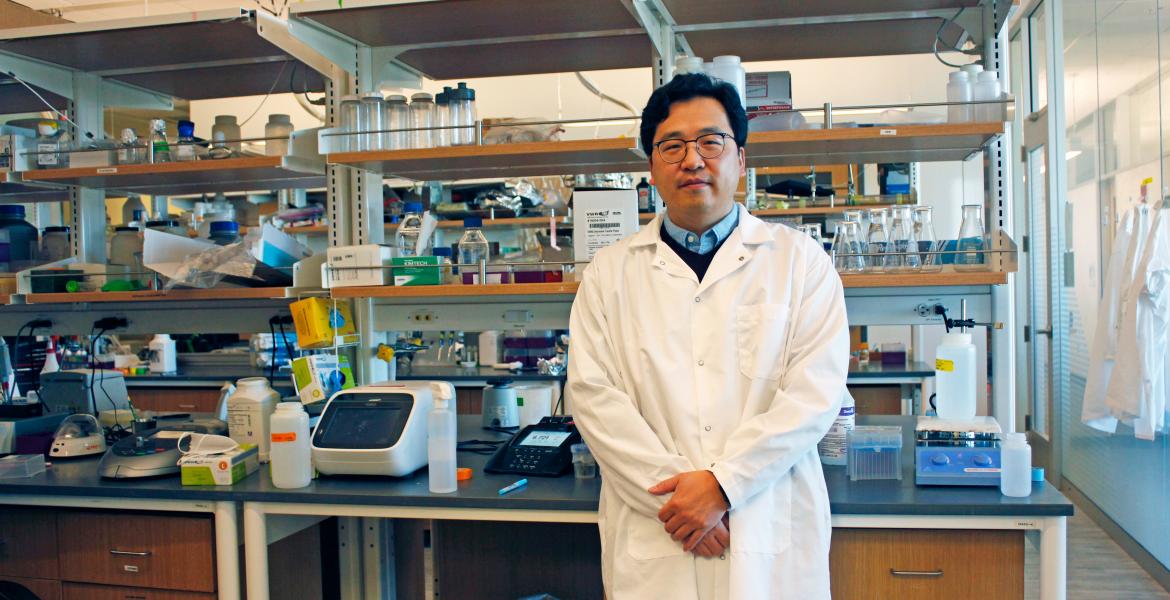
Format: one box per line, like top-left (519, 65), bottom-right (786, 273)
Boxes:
top-left (1106, 207), bottom-right (1170, 439)
top-left (1082, 207), bottom-right (1136, 432)
top-left (568, 205), bottom-right (849, 600)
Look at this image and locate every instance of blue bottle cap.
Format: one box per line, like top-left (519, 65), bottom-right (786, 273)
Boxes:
top-left (433, 247), bottom-right (452, 257)
top-left (209, 221), bottom-right (239, 234)
top-left (463, 217), bottom-right (483, 228)
top-left (1031, 466), bottom-right (1045, 482)
top-left (177, 120), bottom-right (195, 137)
top-left (403, 202), bottom-right (423, 213)
top-left (0, 205), bottom-right (26, 218)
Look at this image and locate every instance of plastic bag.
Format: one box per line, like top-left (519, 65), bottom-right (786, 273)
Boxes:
top-left (163, 228), bottom-right (291, 290)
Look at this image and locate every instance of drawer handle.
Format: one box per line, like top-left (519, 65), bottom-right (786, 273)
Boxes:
top-left (890, 569), bottom-right (944, 577)
top-left (178, 404), bottom-right (196, 409)
top-left (110, 549), bottom-right (152, 557)
top-left (123, 596), bottom-right (148, 600)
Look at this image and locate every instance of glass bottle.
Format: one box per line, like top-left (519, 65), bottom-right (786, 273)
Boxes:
top-left (888, 205), bottom-right (919, 271)
top-left (913, 206), bottom-right (941, 272)
top-left (395, 202), bottom-right (427, 257)
top-left (117, 128), bottom-right (141, 165)
top-left (434, 88), bottom-right (452, 147)
top-left (358, 94), bottom-right (385, 152)
top-left (831, 221), bottom-right (865, 273)
top-left (457, 217), bottom-right (489, 284)
top-left (148, 119), bottom-right (171, 163)
top-left (450, 82), bottom-right (476, 145)
top-left (212, 115), bottom-right (241, 155)
top-left (338, 94), bottom-right (360, 152)
top-left (864, 208), bottom-right (891, 272)
top-left (174, 120), bottom-right (196, 162)
top-left (35, 120), bottom-right (65, 169)
top-left (409, 93), bottom-right (436, 149)
top-left (265, 114), bottom-right (294, 156)
top-left (385, 95), bottom-right (410, 150)
top-left (955, 204), bottom-right (989, 271)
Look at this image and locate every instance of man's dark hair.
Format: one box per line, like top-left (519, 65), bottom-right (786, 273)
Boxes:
top-left (639, 73), bottom-right (748, 157)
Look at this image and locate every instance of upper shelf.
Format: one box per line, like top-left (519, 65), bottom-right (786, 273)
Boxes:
top-left (329, 122), bottom-right (1003, 180)
top-left (20, 156), bottom-right (326, 196)
top-left (19, 287), bottom-right (293, 305)
top-left (292, 0), bottom-right (649, 79)
top-left (0, 9), bottom-right (325, 101)
top-left (0, 173), bottom-right (70, 204)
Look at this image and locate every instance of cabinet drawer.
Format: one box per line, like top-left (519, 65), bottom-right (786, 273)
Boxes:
top-left (0, 508), bottom-right (58, 579)
top-left (2, 576), bottom-right (61, 600)
top-left (63, 582), bottom-right (215, 600)
top-left (58, 512), bottom-right (215, 593)
top-left (829, 528), bottom-right (1023, 600)
top-left (128, 389), bottom-right (221, 413)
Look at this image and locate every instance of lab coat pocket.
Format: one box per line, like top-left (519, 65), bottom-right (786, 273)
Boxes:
top-left (729, 475), bottom-right (793, 554)
top-left (736, 303), bottom-right (792, 381)
top-left (625, 510), bottom-right (688, 560)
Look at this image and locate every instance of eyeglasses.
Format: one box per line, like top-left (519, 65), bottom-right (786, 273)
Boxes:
top-left (652, 132), bottom-right (733, 164)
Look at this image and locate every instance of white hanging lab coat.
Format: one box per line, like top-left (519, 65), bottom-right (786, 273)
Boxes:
top-left (568, 205), bottom-right (849, 599)
top-left (1082, 207), bottom-right (1136, 432)
top-left (1107, 207), bottom-right (1170, 439)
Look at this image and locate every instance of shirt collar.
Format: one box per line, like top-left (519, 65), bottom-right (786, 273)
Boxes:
top-left (661, 205), bottom-right (740, 255)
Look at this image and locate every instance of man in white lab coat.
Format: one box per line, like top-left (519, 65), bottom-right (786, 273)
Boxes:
top-left (568, 73), bottom-right (850, 599)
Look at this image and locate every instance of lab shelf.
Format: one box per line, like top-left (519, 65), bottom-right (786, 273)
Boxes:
top-left (292, 0), bottom-right (649, 79)
top-left (19, 156), bottom-right (326, 196)
top-left (838, 271), bottom-right (1007, 288)
top-left (0, 9), bottom-right (325, 100)
top-left (330, 123), bottom-right (1003, 181)
top-left (0, 173), bottom-right (70, 203)
top-left (19, 287), bottom-right (293, 305)
top-left (328, 137), bottom-right (646, 180)
top-left (285, 215), bottom-right (566, 235)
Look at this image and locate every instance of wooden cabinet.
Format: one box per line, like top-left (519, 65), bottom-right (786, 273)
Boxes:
top-left (126, 388), bottom-right (223, 414)
top-left (57, 512), bottom-right (215, 594)
top-left (63, 582), bottom-right (215, 600)
top-left (0, 508), bottom-right (58, 579)
top-left (0, 576), bottom-right (61, 600)
top-left (829, 528), bottom-right (1024, 600)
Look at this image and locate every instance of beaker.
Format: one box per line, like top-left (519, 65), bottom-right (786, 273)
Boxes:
top-left (913, 206), bottom-right (941, 272)
top-left (888, 206), bottom-right (920, 271)
top-left (865, 208), bottom-right (891, 272)
top-left (955, 204), bottom-right (989, 271)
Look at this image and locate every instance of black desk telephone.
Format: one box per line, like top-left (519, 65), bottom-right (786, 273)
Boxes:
top-left (484, 416), bottom-right (581, 477)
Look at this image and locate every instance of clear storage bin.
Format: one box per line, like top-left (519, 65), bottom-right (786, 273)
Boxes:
top-left (0, 454), bottom-right (46, 478)
top-left (847, 425), bottom-right (903, 481)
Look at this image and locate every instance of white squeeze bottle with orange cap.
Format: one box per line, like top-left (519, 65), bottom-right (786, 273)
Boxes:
top-left (269, 402), bottom-right (312, 489)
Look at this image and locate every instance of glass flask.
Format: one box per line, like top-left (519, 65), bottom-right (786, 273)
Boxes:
top-left (913, 206), bottom-right (941, 272)
top-left (798, 223), bottom-right (823, 249)
top-left (831, 221), bottom-right (865, 273)
top-left (955, 204), bottom-right (989, 271)
top-left (865, 208), bottom-right (891, 272)
top-left (888, 205), bottom-right (920, 271)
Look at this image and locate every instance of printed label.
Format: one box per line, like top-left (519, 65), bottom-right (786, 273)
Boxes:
top-left (271, 432), bottom-right (297, 443)
top-left (879, 129), bottom-right (897, 136)
top-left (935, 358), bottom-right (955, 372)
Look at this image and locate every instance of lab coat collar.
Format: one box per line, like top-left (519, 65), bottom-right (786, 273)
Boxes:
top-left (630, 204), bottom-right (772, 248)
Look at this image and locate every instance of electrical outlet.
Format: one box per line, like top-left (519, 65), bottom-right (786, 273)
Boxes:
top-left (410, 310), bottom-right (435, 322)
top-left (915, 303), bottom-right (941, 318)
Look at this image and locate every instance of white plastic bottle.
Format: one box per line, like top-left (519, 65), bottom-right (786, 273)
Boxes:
top-left (973, 70), bottom-right (1002, 122)
top-left (269, 402), bottom-right (312, 489)
top-left (818, 390), bottom-right (856, 466)
top-left (427, 394), bottom-right (458, 493)
top-left (946, 70), bottom-right (971, 123)
top-left (935, 332), bottom-right (976, 420)
top-left (1000, 433), bottom-right (1032, 497)
top-left (674, 55), bottom-right (704, 75)
top-left (148, 334), bottom-right (177, 374)
top-left (227, 377), bottom-right (279, 462)
top-left (707, 55), bottom-right (747, 109)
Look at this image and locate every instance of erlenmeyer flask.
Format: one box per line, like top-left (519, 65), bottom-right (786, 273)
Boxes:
top-left (889, 206), bottom-right (920, 271)
top-left (831, 221), bottom-right (865, 273)
top-left (865, 208), bottom-right (891, 272)
top-left (913, 206), bottom-right (941, 272)
top-left (955, 204), bottom-right (989, 271)
top-left (798, 223), bottom-right (823, 249)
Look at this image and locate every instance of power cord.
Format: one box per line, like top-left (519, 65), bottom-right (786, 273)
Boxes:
top-left (89, 317), bottom-right (127, 441)
top-left (3, 70), bottom-right (95, 140)
top-left (9, 319), bottom-right (52, 403)
top-left (932, 7), bottom-right (977, 69)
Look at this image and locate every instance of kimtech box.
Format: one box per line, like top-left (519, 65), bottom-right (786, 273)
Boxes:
top-left (180, 444), bottom-right (259, 486)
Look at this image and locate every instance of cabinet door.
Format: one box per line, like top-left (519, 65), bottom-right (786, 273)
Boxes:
top-left (829, 528), bottom-right (1024, 600)
top-left (58, 512), bottom-right (215, 593)
top-left (127, 389), bottom-right (221, 413)
top-left (63, 582), bottom-right (215, 600)
top-left (0, 576), bottom-right (61, 600)
top-left (0, 508), bottom-right (58, 579)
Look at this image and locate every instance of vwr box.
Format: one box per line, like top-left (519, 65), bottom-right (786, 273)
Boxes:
top-left (745, 71), bottom-right (793, 117)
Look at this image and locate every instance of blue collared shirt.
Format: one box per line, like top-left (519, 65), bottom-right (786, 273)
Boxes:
top-left (662, 206), bottom-right (740, 255)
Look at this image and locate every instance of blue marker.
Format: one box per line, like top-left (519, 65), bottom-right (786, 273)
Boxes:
top-left (498, 478), bottom-right (528, 495)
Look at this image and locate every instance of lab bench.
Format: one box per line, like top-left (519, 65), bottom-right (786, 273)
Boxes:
top-left (0, 416), bottom-right (1072, 600)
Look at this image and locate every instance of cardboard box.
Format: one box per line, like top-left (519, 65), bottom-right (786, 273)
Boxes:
top-left (745, 71), bottom-right (793, 117)
top-left (572, 189), bottom-right (640, 262)
top-left (181, 444), bottom-right (259, 485)
top-left (325, 244), bottom-right (392, 287)
top-left (392, 255), bottom-right (441, 286)
top-left (290, 297), bottom-right (358, 349)
top-left (292, 354), bottom-right (355, 405)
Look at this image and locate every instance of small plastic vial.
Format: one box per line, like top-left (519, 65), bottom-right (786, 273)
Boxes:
top-left (858, 342), bottom-right (870, 366)
top-left (1000, 433), bottom-right (1032, 497)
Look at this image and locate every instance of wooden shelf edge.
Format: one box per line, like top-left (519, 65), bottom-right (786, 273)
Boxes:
top-left (330, 281), bottom-right (580, 299)
top-left (840, 271), bottom-right (1008, 288)
top-left (21, 156), bottom-right (287, 183)
top-left (327, 137), bottom-right (640, 165)
top-left (24, 287), bottom-right (291, 304)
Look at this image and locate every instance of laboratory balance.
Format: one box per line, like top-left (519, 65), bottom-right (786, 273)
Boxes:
top-left (914, 416), bottom-right (1002, 486)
